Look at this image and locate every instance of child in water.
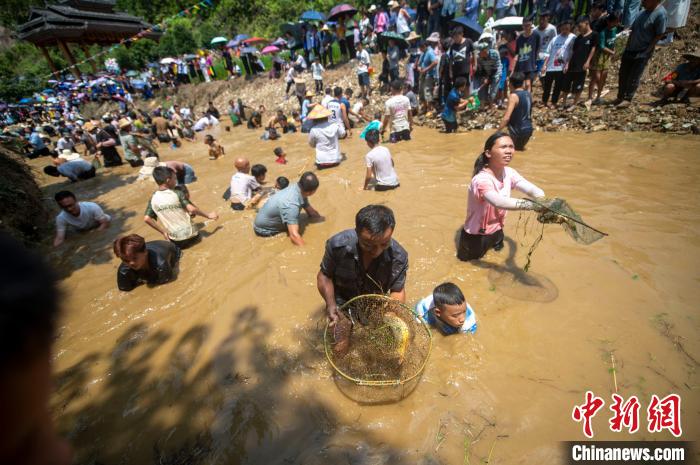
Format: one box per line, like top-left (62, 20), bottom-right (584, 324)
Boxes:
top-left (273, 147), bottom-right (287, 164)
top-left (204, 134), bottom-right (224, 160)
top-left (360, 111), bottom-right (383, 140)
top-left (415, 282), bottom-right (477, 335)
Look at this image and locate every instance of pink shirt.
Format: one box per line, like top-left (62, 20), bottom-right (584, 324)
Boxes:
top-left (464, 167), bottom-right (525, 235)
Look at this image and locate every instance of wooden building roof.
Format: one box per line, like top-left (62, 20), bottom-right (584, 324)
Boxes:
top-left (16, 0), bottom-right (161, 47)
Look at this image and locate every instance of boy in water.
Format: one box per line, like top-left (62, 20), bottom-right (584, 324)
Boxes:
top-left (497, 72), bottom-right (533, 151)
top-left (274, 146), bottom-right (287, 164)
top-left (362, 129), bottom-right (399, 191)
top-left (230, 158), bottom-right (265, 211)
top-left (415, 282), bottom-right (477, 335)
top-left (441, 76), bottom-right (471, 133)
top-left (204, 134), bottom-right (224, 160)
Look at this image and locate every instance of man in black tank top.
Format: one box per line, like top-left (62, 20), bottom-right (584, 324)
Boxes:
top-left (496, 73), bottom-right (533, 151)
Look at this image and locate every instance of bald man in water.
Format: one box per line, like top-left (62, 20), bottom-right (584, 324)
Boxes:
top-left (230, 157), bottom-right (263, 211)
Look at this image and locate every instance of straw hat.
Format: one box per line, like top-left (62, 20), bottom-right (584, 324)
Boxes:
top-left (118, 118), bottom-right (132, 129)
top-left (305, 90), bottom-right (314, 98)
top-left (426, 32), bottom-right (440, 43)
top-left (387, 0), bottom-right (399, 8)
top-left (306, 105), bottom-right (332, 120)
top-left (321, 24), bottom-right (330, 31)
top-left (59, 149), bottom-right (81, 161)
top-left (82, 121), bottom-right (96, 132)
top-left (406, 31), bottom-right (421, 42)
top-left (368, 4), bottom-right (377, 12)
top-left (138, 156), bottom-right (165, 179)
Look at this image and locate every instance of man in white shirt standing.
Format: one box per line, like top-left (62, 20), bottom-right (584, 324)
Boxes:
top-left (362, 129), bottom-right (399, 191)
top-left (307, 105), bottom-right (346, 169)
top-left (382, 80), bottom-right (413, 143)
top-left (53, 191), bottom-right (111, 247)
top-left (355, 41), bottom-right (372, 99)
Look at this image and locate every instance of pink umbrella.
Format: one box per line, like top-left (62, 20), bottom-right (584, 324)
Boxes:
top-left (261, 45), bottom-right (280, 54)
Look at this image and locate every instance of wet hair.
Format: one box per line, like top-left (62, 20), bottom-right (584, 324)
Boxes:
top-left (454, 76), bottom-right (468, 89)
top-left (276, 176), bottom-right (290, 189)
top-left (473, 131), bottom-right (512, 176)
top-left (54, 190), bottom-right (75, 203)
top-left (333, 86), bottom-right (343, 97)
top-left (0, 233), bottom-right (60, 367)
top-left (204, 134), bottom-right (214, 143)
top-left (391, 79), bottom-right (403, 91)
top-left (365, 129), bottom-right (380, 145)
top-left (273, 147), bottom-right (284, 157)
top-left (43, 166), bottom-right (60, 177)
top-left (251, 164), bottom-right (267, 178)
top-left (373, 111), bottom-right (382, 120)
top-left (355, 205), bottom-right (395, 236)
top-left (509, 72), bottom-right (526, 88)
top-left (433, 282), bottom-right (465, 308)
top-left (152, 166), bottom-right (174, 185)
top-left (298, 171), bottom-right (319, 193)
top-left (113, 234), bottom-right (146, 261)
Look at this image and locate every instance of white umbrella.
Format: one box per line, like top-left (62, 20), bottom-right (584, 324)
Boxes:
top-left (160, 57), bottom-right (176, 65)
top-left (210, 36), bottom-right (228, 45)
top-left (492, 16), bottom-right (523, 30)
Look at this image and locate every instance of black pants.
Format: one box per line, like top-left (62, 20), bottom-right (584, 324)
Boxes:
top-left (519, 0), bottom-right (534, 15)
top-left (439, 13), bottom-right (454, 38)
top-left (315, 79), bottom-right (323, 93)
top-left (78, 166), bottom-right (97, 180)
top-left (285, 81), bottom-right (293, 94)
top-left (28, 146), bottom-right (51, 159)
top-left (443, 118), bottom-right (458, 133)
top-left (345, 37), bottom-right (356, 59)
top-left (172, 234), bottom-right (201, 249)
top-left (617, 50), bottom-right (649, 102)
top-left (128, 159), bottom-right (144, 167)
top-left (542, 71), bottom-right (564, 105)
top-left (457, 228), bottom-right (504, 261)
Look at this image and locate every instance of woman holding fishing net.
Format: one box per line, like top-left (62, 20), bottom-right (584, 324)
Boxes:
top-left (458, 131), bottom-right (547, 261)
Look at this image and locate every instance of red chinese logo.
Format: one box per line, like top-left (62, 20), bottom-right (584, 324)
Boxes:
top-left (572, 391), bottom-right (606, 438)
top-left (609, 394), bottom-right (640, 433)
top-left (647, 394), bottom-right (682, 437)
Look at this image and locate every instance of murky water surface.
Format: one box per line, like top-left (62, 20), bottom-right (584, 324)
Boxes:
top-left (39, 127), bottom-right (700, 464)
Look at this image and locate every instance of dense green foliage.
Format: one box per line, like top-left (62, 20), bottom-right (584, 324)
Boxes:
top-left (0, 0), bottom-right (375, 101)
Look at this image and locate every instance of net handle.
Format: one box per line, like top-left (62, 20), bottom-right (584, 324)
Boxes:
top-left (528, 198), bottom-right (609, 237)
top-left (323, 294), bottom-right (433, 386)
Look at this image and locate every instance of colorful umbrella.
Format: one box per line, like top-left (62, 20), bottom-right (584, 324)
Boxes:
top-left (243, 37), bottom-right (269, 45)
top-left (261, 45), bottom-right (280, 54)
top-left (300, 10), bottom-right (326, 21)
top-left (210, 36), bottom-right (228, 45)
top-left (328, 4), bottom-right (357, 21)
top-left (450, 16), bottom-right (484, 41)
top-left (234, 34), bottom-right (249, 42)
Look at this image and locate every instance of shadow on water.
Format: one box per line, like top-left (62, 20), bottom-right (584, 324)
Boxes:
top-left (53, 306), bottom-right (421, 464)
top-left (454, 228), bottom-right (558, 302)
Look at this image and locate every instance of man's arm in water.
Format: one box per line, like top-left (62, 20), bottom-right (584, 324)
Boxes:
top-left (97, 216), bottom-right (110, 231)
top-left (303, 204), bottom-right (322, 219)
top-left (286, 224), bottom-right (304, 246)
top-left (317, 270), bottom-right (339, 325)
top-left (53, 229), bottom-right (66, 247)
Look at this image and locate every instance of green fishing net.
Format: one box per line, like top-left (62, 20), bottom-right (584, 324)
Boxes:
top-left (534, 198), bottom-right (607, 245)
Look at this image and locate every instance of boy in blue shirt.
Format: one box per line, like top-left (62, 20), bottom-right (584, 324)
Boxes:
top-left (441, 77), bottom-right (470, 133)
top-left (416, 282), bottom-right (477, 335)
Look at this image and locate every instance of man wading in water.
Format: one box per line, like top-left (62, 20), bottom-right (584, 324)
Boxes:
top-left (317, 205), bottom-right (408, 325)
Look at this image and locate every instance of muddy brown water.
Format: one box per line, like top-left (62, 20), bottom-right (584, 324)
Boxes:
top-left (36, 126), bottom-right (700, 464)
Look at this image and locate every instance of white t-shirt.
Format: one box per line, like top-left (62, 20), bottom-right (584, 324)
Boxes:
top-left (147, 189), bottom-right (196, 241)
top-left (384, 95), bottom-right (411, 132)
top-left (56, 137), bottom-right (75, 152)
top-left (356, 49), bottom-right (371, 74)
top-left (311, 62), bottom-right (325, 80)
top-left (193, 115), bottom-right (218, 131)
top-left (321, 94), bottom-right (334, 108)
top-left (309, 120), bottom-right (346, 164)
top-left (326, 99), bottom-right (344, 129)
top-left (230, 172), bottom-right (261, 203)
top-left (545, 33), bottom-right (575, 72)
top-left (56, 201), bottom-right (110, 234)
top-left (535, 24), bottom-right (558, 60)
top-left (365, 146), bottom-right (399, 186)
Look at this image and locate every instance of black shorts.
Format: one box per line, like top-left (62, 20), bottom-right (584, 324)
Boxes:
top-left (358, 72), bottom-right (370, 87)
top-left (457, 228), bottom-right (504, 261)
top-left (171, 234), bottom-right (201, 249)
top-left (566, 71), bottom-right (586, 93)
top-left (128, 159), bottom-right (144, 167)
top-left (509, 129), bottom-right (533, 151)
top-left (522, 71), bottom-right (537, 82)
top-left (315, 162), bottom-right (340, 170)
top-left (390, 129), bottom-right (411, 143)
top-left (374, 183), bottom-right (400, 191)
top-left (230, 202), bottom-right (245, 211)
top-left (77, 166), bottom-right (97, 180)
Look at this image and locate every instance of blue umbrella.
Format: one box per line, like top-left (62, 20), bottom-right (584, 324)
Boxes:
top-left (451, 16), bottom-right (483, 41)
top-left (19, 97), bottom-right (34, 104)
top-left (406, 8), bottom-right (417, 20)
top-left (300, 10), bottom-right (326, 21)
top-left (42, 88), bottom-right (55, 94)
top-left (234, 34), bottom-right (249, 42)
